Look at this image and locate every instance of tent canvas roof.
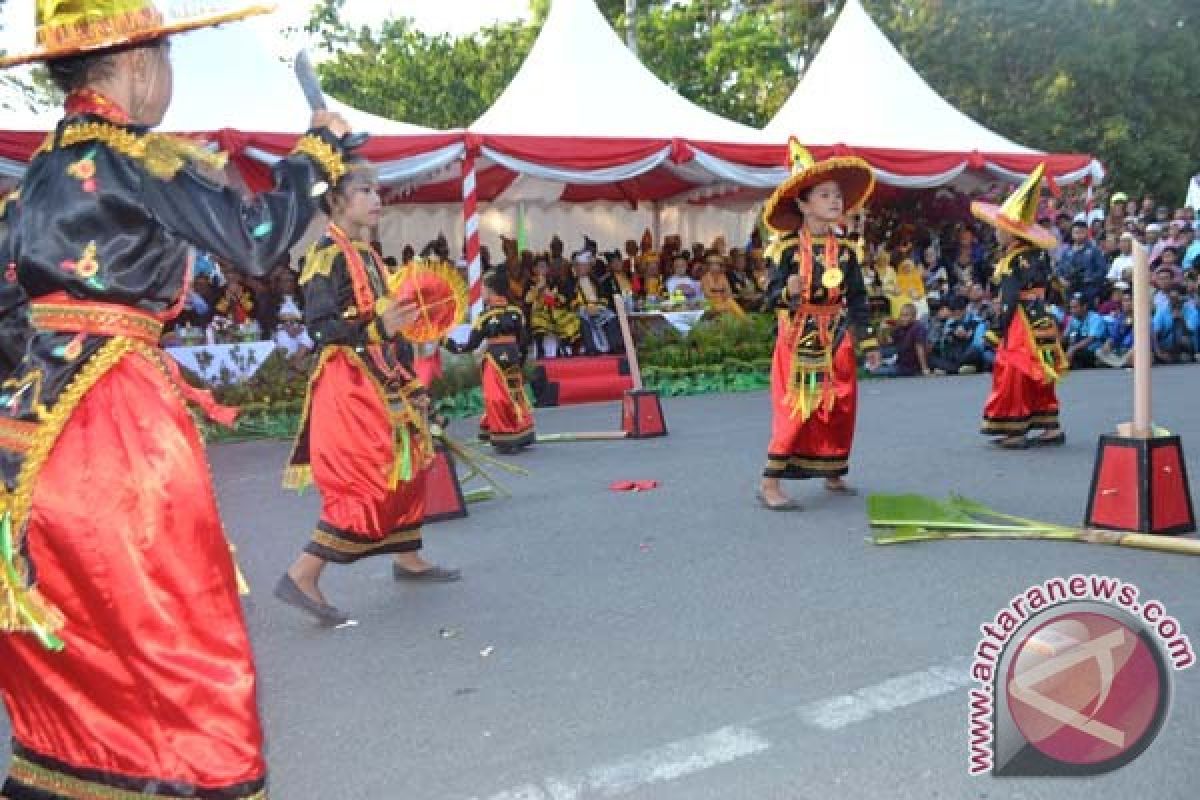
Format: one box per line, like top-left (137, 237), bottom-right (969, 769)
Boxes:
top-left (765, 0), bottom-right (1102, 187)
top-left (471, 0), bottom-right (771, 145)
top-left (161, 18), bottom-right (434, 136)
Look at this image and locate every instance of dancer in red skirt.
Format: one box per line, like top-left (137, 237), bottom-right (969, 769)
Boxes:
top-left (971, 164), bottom-right (1069, 449)
top-left (446, 271), bottom-right (535, 453)
top-left (757, 139), bottom-right (880, 511)
top-left (0, 3), bottom-right (346, 797)
top-left (279, 158), bottom-right (461, 627)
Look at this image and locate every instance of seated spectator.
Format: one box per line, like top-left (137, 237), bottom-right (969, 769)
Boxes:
top-left (929, 295), bottom-right (982, 375)
top-left (526, 257), bottom-right (581, 357)
top-left (890, 243), bottom-right (928, 319)
top-left (871, 303), bottom-right (930, 377)
top-left (1152, 265), bottom-right (1176, 313)
top-left (274, 298), bottom-right (314, 367)
top-left (1157, 245), bottom-right (1184, 284)
top-left (1096, 292), bottom-right (1134, 369)
top-left (1096, 284), bottom-right (1126, 317)
top-left (567, 252), bottom-right (622, 355)
top-left (1183, 225), bottom-right (1200, 270)
top-left (1061, 293), bottom-right (1107, 369)
top-left (700, 254), bottom-right (744, 316)
top-left (641, 258), bottom-right (667, 303)
top-left (665, 254), bottom-right (704, 303)
top-left (1153, 288), bottom-right (1199, 364)
top-left (922, 245), bottom-right (950, 302)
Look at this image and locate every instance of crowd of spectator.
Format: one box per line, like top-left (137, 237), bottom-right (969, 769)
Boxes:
top-left (162, 189), bottom-right (1200, 384)
top-left (863, 191), bottom-right (1200, 378)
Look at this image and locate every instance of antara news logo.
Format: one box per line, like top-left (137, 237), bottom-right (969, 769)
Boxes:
top-left (968, 574), bottom-right (1193, 776)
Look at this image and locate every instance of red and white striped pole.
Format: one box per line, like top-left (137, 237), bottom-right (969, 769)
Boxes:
top-left (463, 148), bottom-right (483, 319)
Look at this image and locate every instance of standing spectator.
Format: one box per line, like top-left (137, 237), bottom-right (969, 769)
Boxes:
top-left (1056, 220), bottom-right (1107, 306)
top-left (1139, 195), bottom-right (1156, 226)
top-left (1107, 232), bottom-right (1135, 284)
top-left (1061, 293), bottom-right (1107, 369)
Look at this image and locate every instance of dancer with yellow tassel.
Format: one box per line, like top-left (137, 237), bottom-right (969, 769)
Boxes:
top-left (757, 139), bottom-right (879, 511)
top-left (971, 164), bottom-right (1069, 449)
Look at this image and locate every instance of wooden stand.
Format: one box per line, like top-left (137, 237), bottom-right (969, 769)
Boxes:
top-left (423, 443), bottom-right (468, 523)
top-left (1084, 240), bottom-right (1195, 534)
top-left (614, 293), bottom-right (667, 438)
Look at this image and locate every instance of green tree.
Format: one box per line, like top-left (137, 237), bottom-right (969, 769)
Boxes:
top-left (302, 0), bottom-right (1199, 201)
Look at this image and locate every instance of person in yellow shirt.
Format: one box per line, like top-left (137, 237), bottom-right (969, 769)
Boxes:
top-left (890, 242), bottom-right (928, 319)
top-left (700, 253), bottom-right (746, 316)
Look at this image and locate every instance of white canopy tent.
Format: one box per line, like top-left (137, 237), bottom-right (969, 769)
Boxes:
top-left (764, 0), bottom-right (1103, 189)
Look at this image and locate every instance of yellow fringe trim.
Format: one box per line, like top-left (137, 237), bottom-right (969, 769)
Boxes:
top-left (0, 338), bottom-right (140, 647)
top-left (282, 347), bottom-right (340, 491)
top-left (52, 122), bottom-right (227, 181)
top-left (9, 755), bottom-right (267, 800)
top-left (293, 133), bottom-right (346, 186)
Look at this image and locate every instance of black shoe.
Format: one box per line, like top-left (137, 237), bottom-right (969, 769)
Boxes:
top-left (1031, 431), bottom-right (1066, 447)
top-left (393, 564), bottom-right (462, 583)
top-left (274, 574), bottom-right (352, 627)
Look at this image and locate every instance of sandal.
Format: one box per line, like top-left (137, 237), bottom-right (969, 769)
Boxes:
top-left (824, 481), bottom-right (859, 496)
top-left (992, 436), bottom-right (1029, 450)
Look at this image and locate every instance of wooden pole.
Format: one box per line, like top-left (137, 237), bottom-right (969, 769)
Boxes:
top-left (1130, 238), bottom-right (1153, 438)
top-left (613, 291), bottom-right (644, 390)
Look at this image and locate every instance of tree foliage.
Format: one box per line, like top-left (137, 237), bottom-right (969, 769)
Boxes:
top-left (300, 0), bottom-right (1198, 200)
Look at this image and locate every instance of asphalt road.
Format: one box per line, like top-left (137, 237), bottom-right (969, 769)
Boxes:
top-left (4, 365), bottom-right (1200, 799)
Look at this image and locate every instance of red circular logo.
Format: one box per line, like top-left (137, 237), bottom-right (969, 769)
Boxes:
top-left (1006, 611), bottom-right (1164, 767)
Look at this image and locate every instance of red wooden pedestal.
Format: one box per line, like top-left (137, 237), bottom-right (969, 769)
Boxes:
top-left (1084, 434), bottom-right (1195, 535)
top-left (423, 444), bottom-right (468, 523)
top-left (621, 389), bottom-right (667, 438)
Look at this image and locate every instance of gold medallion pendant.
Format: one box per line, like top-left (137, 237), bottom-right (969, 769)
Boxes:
top-left (821, 267), bottom-right (844, 289)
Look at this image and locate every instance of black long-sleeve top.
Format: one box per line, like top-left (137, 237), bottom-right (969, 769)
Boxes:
top-left (764, 235), bottom-right (876, 347)
top-left (989, 245), bottom-right (1056, 340)
top-left (300, 236), bottom-right (417, 387)
top-left (445, 304), bottom-right (528, 369)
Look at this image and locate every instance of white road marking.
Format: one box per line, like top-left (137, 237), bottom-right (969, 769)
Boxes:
top-left (477, 727), bottom-right (768, 800)
top-left (797, 657), bottom-right (973, 730)
top-left (476, 659), bottom-right (971, 799)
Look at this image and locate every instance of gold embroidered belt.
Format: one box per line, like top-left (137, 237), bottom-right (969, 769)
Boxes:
top-left (31, 293), bottom-right (163, 344)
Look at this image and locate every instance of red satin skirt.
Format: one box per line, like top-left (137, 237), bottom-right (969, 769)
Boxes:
top-left (982, 313), bottom-right (1061, 436)
top-left (0, 351), bottom-right (265, 799)
top-left (480, 354), bottom-right (534, 448)
top-left (763, 330), bottom-right (858, 480)
top-left (303, 350), bottom-right (425, 563)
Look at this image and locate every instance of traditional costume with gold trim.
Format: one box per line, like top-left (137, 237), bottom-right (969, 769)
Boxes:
top-left (0, 5), bottom-right (327, 799)
top-left (284, 226), bottom-right (434, 563)
top-left (973, 166), bottom-right (1067, 438)
top-left (761, 139), bottom-right (877, 481)
top-left (446, 275), bottom-right (534, 451)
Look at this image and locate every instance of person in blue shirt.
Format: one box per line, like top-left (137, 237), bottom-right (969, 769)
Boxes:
top-left (1056, 221), bottom-right (1108, 307)
top-left (1062, 293), bottom-right (1108, 368)
top-left (1096, 292), bottom-right (1135, 368)
top-left (1153, 288), bottom-right (1199, 363)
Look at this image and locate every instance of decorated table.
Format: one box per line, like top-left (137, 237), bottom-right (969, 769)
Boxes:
top-left (166, 342), bottom-right (277, 385)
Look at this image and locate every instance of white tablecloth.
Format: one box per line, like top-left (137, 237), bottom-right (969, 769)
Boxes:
top-left (630, 310), bottom-right (706, 335)
top-left (166, 342), bottom-right (276, 385)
